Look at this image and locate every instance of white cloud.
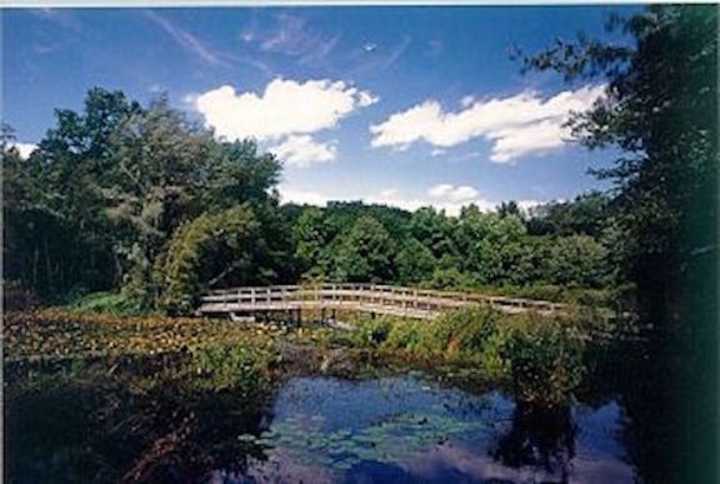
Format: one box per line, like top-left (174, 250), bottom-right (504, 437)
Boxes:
top-left (358, 91), bottom-right (379, 107)
top-left (377, 188), bottom-right (399, 198)
top-left (370, 186), bottom-right (493, 215)
top-left (10, 142), bottom-right (37, 159)
top-left (195, 78), bottom-right (377, 142)
top-left (428, 184), bottom-right (479, 202)
top-left (278, 185), bottom-right (332, 207)
top-left (460, 95), bottom-right (475, 108)
top-left (279, 183), bottom-right (540, 217)
top-left (517, 199), bottom-right (542, 211)
top-left (270, 135), bottom-right (336, 167)
top-left (431, 148), bottom-right (447, 157)
top-left (369, 84), bottom-right (605, 163)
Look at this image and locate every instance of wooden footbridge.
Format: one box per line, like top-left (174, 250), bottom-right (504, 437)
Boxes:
top-left (197, 283), bottom-right (571, 322)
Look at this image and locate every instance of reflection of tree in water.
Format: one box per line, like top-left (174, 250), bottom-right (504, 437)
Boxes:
top-left (579, 333), bottom-right (716, 484)
top-left (612, 337), bottom-right (702, 484)
top-left (4, 356), bottom-right (274, 484)
top-left (490, 403), bottom-right (576, 482)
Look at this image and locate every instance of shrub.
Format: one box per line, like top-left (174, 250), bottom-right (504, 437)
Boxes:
top-left (416, 307), bottom-right (499, 359)
top-left (353, 317), bottom-right (393, 347)
top-left (478, 329), bottom-right (513, 380)
top-left (375, 307), bottom-right (502, 362)
top-left (158, 205), bottom-right (261, 315)
top-left (69, 291), bottom-right (143, 316)
top-left (382, 320), bottom-right (423, 352)
top-left (502, 317), bottom-right (585, 407)
top-left (192, 344), bottom-right (273, 395)
top-left (422, 268), bottom-right (475, 291)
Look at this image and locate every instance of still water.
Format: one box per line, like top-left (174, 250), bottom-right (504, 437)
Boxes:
top-left (208, 375), bottom-right (634, 483)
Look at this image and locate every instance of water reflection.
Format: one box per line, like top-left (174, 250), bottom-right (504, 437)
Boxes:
top-left (209, 376), bottom-right (634, 483)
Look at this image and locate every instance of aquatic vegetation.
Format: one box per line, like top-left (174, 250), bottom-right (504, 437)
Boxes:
top-left (351, 307), bottom-right (588, 406)
top-left (502, 316), bottom-right (586, 407)
top-left (5, 345), bottom-right (278, 483)
top-left (3, 309), bottom-right (281, 360)
top-left (354, 307), bottom-right (500, 359)
top-left (192, 343), bottom-right (278, 394)
top-left (248, 410), bottom-right (487, 470)
top-left (352, 316), bottom-right (393, 347)
top-left (69, 291), bottom-right (146, 316)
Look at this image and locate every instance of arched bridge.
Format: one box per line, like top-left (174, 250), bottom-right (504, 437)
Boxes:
top-left (197, 283), bottom-right (571, 321)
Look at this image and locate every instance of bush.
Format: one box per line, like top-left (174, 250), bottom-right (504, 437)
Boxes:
top-left (415, 307), bottom-right (499, 359)
top-left (353, 317), bottom-right (393, 347)
top-left (158, 205), bottom-right (261, 315)
top-left (351, 308), bottom-right (587, 408)
top-left (69, 291), bottom-right (143, 316)
top-left (373, 307), bottom-right (502, 363)
top-left (192, 344), bottom-right (273, 395)
top-left (382, 320), bottom-right (423, 352)
top-left (478, 329), bottom-right (513, 380)
top-left (502, 317), bottom-right (585, 407)
top-left (422, 268), bottom-right (475, 290)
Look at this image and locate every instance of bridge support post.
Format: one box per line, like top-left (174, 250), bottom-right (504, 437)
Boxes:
top-left (321, 307), bottom-right (326, 324)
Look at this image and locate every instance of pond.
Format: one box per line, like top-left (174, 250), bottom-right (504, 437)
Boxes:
top-left (208, 374), bottom-right (634, 484)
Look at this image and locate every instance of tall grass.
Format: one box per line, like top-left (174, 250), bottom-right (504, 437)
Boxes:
top-left (353, 307), bottom-right (587, 407)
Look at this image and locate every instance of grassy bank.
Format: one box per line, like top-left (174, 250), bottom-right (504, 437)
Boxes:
top-left (346, 308), bottom-right (588, 406)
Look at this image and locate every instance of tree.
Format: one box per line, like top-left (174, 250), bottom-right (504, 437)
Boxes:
top-left (455, 209), bottom-right (527, 283)
top-left (526, 192), bottom-right (610, 237)
top-left (408, 207), bottom-right (458, 259)
top-left (520, 6), bottom-right (718, 326)
top-left (521, 7), bottom-right (718, 481)
top-left (157, 205), bottom-right (261, 315)
top-left (333, 216), bottom-right (396, 282)
top-left (497, 201), bottom-right (522, 219)
top-left (544, 235), bottom-right (609, 288)
top-left (3, 88), bottom-right (284, 305)
top-left (396, 238), bottom-right (437, 284)
top-left (293, 207), bottom-right (333, 277)
top-left (3, 88), bottom-right (142, 296)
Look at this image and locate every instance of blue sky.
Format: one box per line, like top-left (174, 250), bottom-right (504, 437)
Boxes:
top-left (3, 6), bottom-right (638, 214)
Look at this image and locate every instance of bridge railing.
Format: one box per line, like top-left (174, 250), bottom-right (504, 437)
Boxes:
top-left (199, 283), bottom-right (569, 314)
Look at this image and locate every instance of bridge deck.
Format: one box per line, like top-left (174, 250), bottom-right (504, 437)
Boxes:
top-left (197, 283), bottom-right (568, 320)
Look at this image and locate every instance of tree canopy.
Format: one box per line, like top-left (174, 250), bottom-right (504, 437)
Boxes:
top-left (520, 5), bottom-right (718, 326)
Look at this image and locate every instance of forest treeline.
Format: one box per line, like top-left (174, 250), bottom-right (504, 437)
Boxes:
top-left (3, 5), bottom-right (717, 329)
top-left (1, 94), bottom-right (619, 315)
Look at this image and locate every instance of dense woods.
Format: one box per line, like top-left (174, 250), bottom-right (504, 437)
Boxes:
top-left (2, 94), bottom-right (620, 315)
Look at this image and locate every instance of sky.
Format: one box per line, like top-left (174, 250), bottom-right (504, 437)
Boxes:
top-left (3, 6), bottom-right (638, 214)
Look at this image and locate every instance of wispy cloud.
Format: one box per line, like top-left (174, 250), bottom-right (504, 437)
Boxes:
top-left (299, 34), bottom-right (341, 66)
top-left (350, 35), bottom-right (412, 76)
top-left (254, 13), bottom-right (340, 66)
top-left (145, 10), bottom-right (228, 67)
top-left (30, 8), bottom-right (83, 33)
top-left (426, 39), bottom-right (444, 57)
top-left (145, 10), bottom-right (274, 77)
